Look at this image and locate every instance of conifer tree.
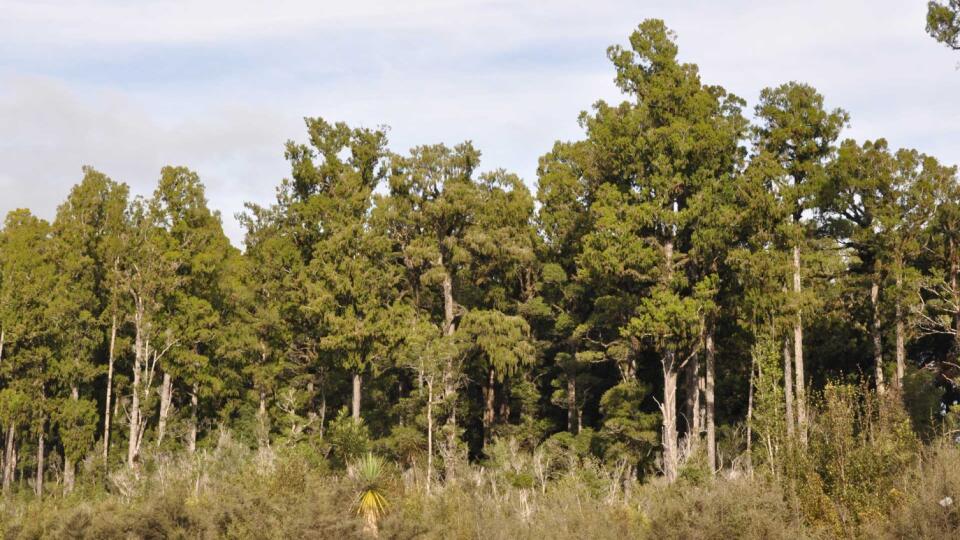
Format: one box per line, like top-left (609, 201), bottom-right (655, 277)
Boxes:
top-left (49, 167), bottom-right (128, 491)
top-left (0, 210), bottom-right (56, 495)
top-left (753, 82), bottom-right (848, 441)
top-left (580, 19), bottom-right (746, 481)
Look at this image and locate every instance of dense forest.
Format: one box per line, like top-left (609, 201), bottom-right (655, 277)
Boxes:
top-left (1, 5), bottom-right (960, 539)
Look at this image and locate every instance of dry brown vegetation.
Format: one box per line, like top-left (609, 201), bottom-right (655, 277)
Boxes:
top-left (3, 387), bottom-right (960, 540)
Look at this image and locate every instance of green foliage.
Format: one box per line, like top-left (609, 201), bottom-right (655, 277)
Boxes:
top-left (784, 383), bottom-right (919, 533)
top-left (352, 452), bottom-right (389, 536)
top-left (2, 18), bottom-right (960, 536)
top-left (903, 367), bottom-right (945, 439)
top-left (928, 0), bottom-right (960, 50)
top-left (327, 408), bottom-right (371, 467)
top-left (599, 381), bottom-right (660, 472)
top-left (52, 397), bottom-right (98, 463)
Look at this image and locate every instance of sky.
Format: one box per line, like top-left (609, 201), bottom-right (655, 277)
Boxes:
top-left (1, 0), bottom-right (957, 246)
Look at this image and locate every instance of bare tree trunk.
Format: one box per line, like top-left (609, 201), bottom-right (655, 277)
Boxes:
top-left (895, 270), bottom-right (906, 389)
top-left (793, 245), bottom-right (807, 444)
top-left (483, 367), bottom-right (495, 448)
top-left (746, 353), bottom-right (755, 471)
top-left (257, 388), bottom-right (268, 448)
top-left (318, 388), bottom-right (327, 440)
top-left (35, 418), bottom-right (45, 498)
top-left (684, 349), bottom-right (701, 445)
top-left (426, 378), bottom-right (433, 495)
top-left (352, 373), bottom-right (362, 422)
top-left (705, 326), bottom-right (717, 473)
top-left (63, 385), bottom-right (79, 495)
top-left (871, 277), bottom-right (886, 394)
top-left (661, 354), bottom-right (679, 482)
top-left (951, 238), bottom-right (960, 358)
top-left (188, 383), bottom-right (198, 454)
top-left (661, 234), bottom-right (679, 483)
top-left (128, 306), bottom-right (144, 468)
top-left (103, 315), bottom-right (116, 464)
top-left (783, 336), bottom-right (795, 438)
top-left (440, 256), bottom-right (458, 452)
top-left (156, 372), bottom-right (173, 446)
top-left (2, 424), bottom-right (14, 494)
top-left (0, 328), bottom-right (4, 364)
top-left (566, 371), bottom-right (578, 434)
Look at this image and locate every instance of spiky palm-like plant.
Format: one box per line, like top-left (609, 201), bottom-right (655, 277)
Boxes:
top-left (353, 452), bottom-right (388, 537)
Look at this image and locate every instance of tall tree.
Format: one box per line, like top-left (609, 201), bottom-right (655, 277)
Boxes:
top-left (149, 166), bottom-right (235, 452)
top-left (823, 140), bottom-right (938, 390)
top-left (120, 197), bottom-right (178, 468)
top-left (753, 82), bottom-right (848, 441)
top-left (299, 120), bottom-right (403, 423)
top-left (49, 167), bottom-right (128, 492)
top-left (580, 19), bottom-right (746, 481)
top-left (0, 210), bottom-right (56, 495)
top-left (385, 143), bottom-right (481, 453)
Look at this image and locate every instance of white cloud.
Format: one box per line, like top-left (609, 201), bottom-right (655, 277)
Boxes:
top-left (1, 0), bottom-right (958, 246)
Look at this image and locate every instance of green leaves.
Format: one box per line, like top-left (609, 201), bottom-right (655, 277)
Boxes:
top-left (458, 310), bottom-right (534, 380)
top-left (927, 0), bottom-right (960, 50)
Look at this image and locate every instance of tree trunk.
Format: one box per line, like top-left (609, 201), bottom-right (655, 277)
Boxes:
top-left (895, 270), bottom-right (906, 389)
top-left (63, 385), bottom-right (79, 495)
top-left (566, 370), bottom-right (578, 434)
top-left (352, 373), bottom-right (362, 422)
top-left (257, 388), bottom-right (268, 448)
top-left (951, 237), bottom-right (960, 357)
top-left (746, 353), bottom-right (755, 471)
top-left (103, 315), bottom-right (116, 464)
top-left (188, 383), bottom-right (198, 453)
top-left (705, 325), bottom-right (717, 473)
top-left (661, 233), bottom-right (679, 483)
top-left (426, 378), bottom-right (433, 495)
top-left (440, 256), bottom-right (458, 452)
top-left (128, 306), bottom-right (144, 469)
top-left (318, 388), bottom-right (327, 440)
top-left (684, 348), bottom-right (701, 445)
top-left (661, 353), bottom-right (679, 482)
top-left (871, 277), bottom-right (886, 394)
top-left (792, 244), bottom-right (807, 444)
top-left (483, 367), bottom-right (495, 448)
top-left (35, 419), bottom-right (45, 498)
top-left (156, 372), bottom-right (173, 446)
top-left (2, 424), bottom-right (14, 494)
top-left (782, 336), bottom-right (795, 438)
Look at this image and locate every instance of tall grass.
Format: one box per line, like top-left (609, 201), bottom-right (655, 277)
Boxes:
top-left (2, 386), bottom-right (960, 539)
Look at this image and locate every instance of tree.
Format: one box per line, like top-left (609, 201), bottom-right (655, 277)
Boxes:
top-left (927, 0), bottom-right (960, 50)
top-left (753, 82), bottom-right (848, 442)
top-left (49, 167), bottom-right (128, 492)
top-left (535, 141), bottom-right (601, 435)
top-left (0, 210), bottom-right (56, 495)
top-left (822, 140), bottom-right (937, 391)
top-left (579, 19), bottom-right (745, 481)
top-left (298, 120), bottom-right (402, 423)
top-left (149, 166), bottom-right (235, 452)
top-left (384, 143), bottom-right (481, 453)
top-left (457, 310), bottom-right (534, 447)
top-left (236, 204), bottom-right (299, 446)
top-left (120, 197), bottom-right (178, 468)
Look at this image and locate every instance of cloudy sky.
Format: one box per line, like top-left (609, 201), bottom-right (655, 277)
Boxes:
top-left (2, 0), bottom-right (957, 246)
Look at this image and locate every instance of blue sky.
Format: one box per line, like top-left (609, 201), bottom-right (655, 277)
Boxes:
top-left (1, 0), bottom-right (957, 245)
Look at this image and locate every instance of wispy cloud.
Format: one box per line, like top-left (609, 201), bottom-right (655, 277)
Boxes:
top-left (1, 0), bottom-right (957, 245)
